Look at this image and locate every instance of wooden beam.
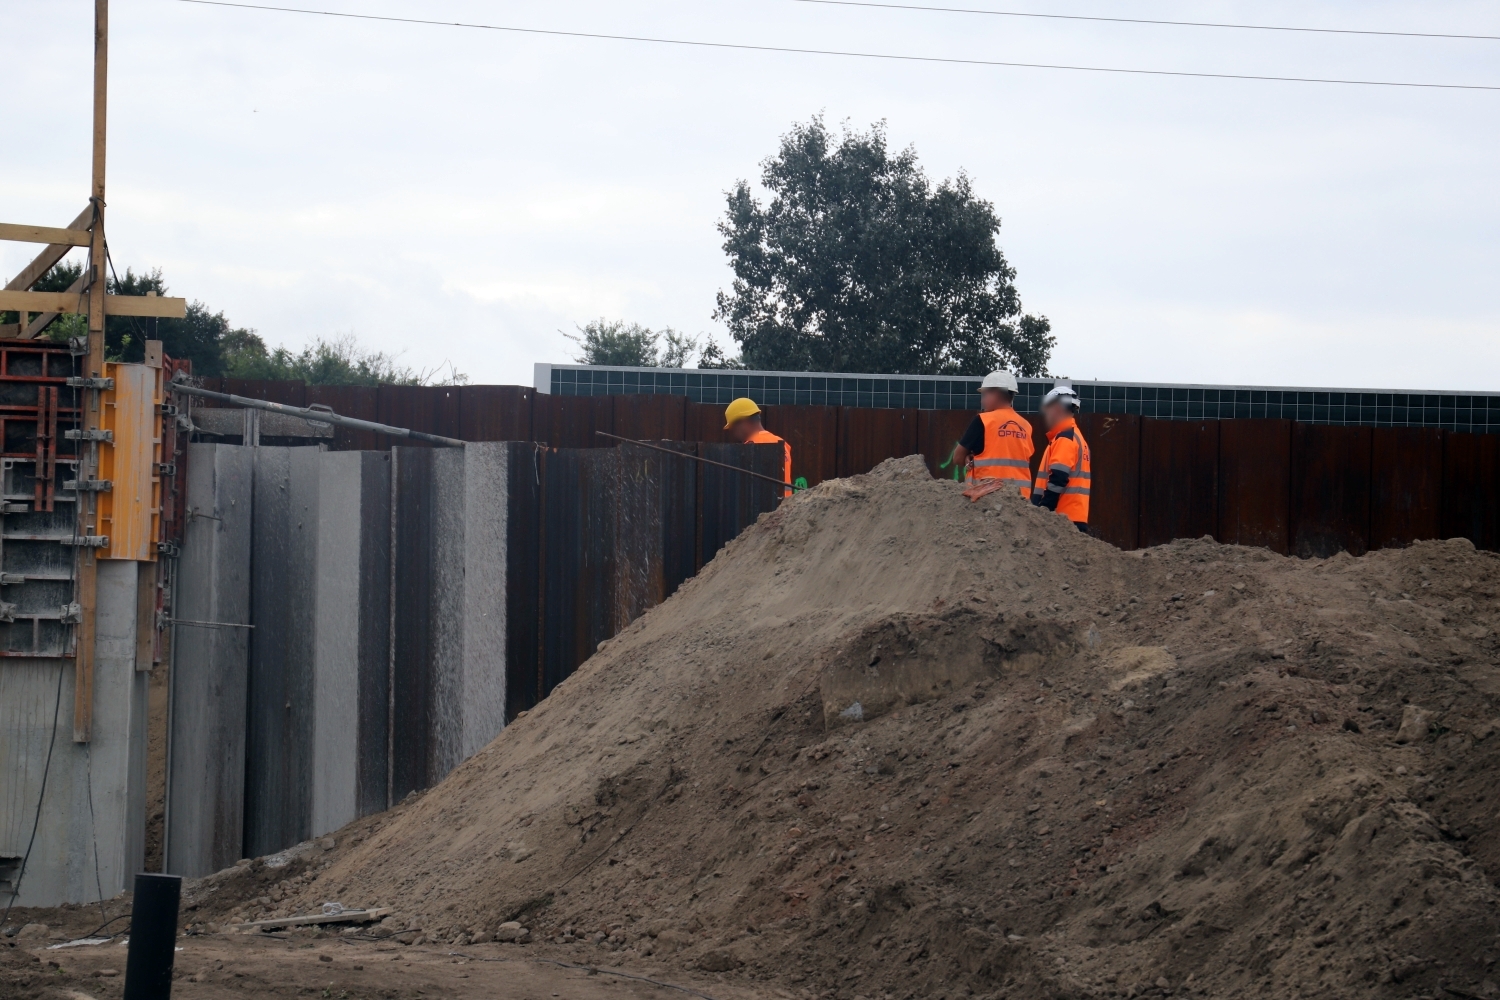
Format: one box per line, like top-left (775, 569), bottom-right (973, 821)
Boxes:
top-left (104, 293), bottom-right (187, 318)
top-left (75, 0), bottom-right (110, 744)
top-left (231, 908), bottom-right (391, 932)
top-left (0, 290), bottom-right (186, 318)
top-left (0, 223), bottom-right (94, 247)
top-left (19, 274), bottom-right (87, 339)
top-left (0, 290), bottom-right (85, 313)
top-left (4, 206), bottom-right (93, 293)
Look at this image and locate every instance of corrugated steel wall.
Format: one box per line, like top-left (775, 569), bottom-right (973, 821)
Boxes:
top-left (189, 381), bottom-right (1500, 557)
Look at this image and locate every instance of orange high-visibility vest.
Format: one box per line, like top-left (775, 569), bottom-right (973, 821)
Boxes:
top-left (968, 408), bottom-right (1035, 499)
top-left (1033, 417), bottom-right (1091, 524)
top-left (747, 429), bottom-right (792, 496)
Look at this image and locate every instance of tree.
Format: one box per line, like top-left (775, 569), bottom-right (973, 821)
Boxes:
top-left (221, 332), bottom-right (467, 386)
top-left (21, 262), bottom-right (463, 385)
top-left (714, 117), bottom-right (1054, 376)
top-left (565, 319), bottom-right (711, 368)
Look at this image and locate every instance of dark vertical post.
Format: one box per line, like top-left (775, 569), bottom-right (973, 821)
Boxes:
top-left (123, 873), bottom-right (180, 999)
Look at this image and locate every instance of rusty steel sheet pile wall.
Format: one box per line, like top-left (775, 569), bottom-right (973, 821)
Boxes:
top-left (699, 443), bottom-right (784, 568)
top-left (189, 380), bottom-right (1500, 557)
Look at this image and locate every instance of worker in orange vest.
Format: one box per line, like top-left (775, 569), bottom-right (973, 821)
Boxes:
top-left (725, 397), bottom-right (792, 497)
top-left (1032, 384), bottom-right (1091, 532)
top-left (951, 371), bottom-right (1034, 498)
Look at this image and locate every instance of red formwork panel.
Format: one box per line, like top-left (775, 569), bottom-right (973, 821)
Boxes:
top-left (1078, 413), bottom-right (1141, 551)
top-left (762, 404), bottom-right (838, 487)
top-left (460, 385), bottom-right (533, 442)
top-left (1218, 419), bottom-right (1292, 554)
top-left (685, 401), bottom-right (728, 444)
top-left (1290, 423), bottom-right (1371, 558)
top-left (306, 384), bottom-right (380, 451)
top-left (1139, 418), bottom-right (1219, 547)
top-left (612, 393), bottom-right (687, 442)
top-left (532, 393), bottom-right (615, 449)
top-left (917, 409), bottom-right (978, 481)
top-left (1441, 431), bottom-right (1500, 552)
top-left (837, 407), bottom-right (918, 478)
top-left (1370, 426), bottom-right (1443, 550)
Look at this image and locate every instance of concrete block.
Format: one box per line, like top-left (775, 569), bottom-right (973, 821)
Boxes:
top-left (311, 450), bottom-right (391, 836)
top-left (243, 447), bottom-right (320, 858)
top-left (391, 443), bottom-right (509, 799)
top-left (165, 443), bottom-right (252, 878)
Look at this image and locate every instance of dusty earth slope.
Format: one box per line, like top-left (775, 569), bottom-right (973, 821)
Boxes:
top-left (225, 458), bottom-right (1500, 998)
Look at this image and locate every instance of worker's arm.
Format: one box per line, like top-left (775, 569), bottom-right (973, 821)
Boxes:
top-left (1031, 436), bottom-right (1076, 511)
top-left (952, 416), bottom-right (985, 469)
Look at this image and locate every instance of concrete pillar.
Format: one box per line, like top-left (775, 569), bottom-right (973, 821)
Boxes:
top-left (243, 447), bottom-right (320, 858)
top-left (0, 563), bottom-right (146, 906)
top-left (165, 443), bottom-right (252, 878)
top-left (311, 450), bottom-right (391, 836)
top-left (391, 443), bottom-right (508, 799)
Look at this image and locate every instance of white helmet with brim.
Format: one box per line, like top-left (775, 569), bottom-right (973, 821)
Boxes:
top-left (1043, 384), bottom-right (1080, 412)
top-left (980, 371), bottom-right (1018, 393)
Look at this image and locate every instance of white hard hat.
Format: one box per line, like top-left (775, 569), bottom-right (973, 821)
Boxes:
top-left (1043, 384), bottom-right (1080, 410)
top-left (980, 371), bottom-right (1018, 393)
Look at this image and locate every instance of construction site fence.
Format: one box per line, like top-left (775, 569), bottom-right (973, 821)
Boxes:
top-left (188, 380), bottom-right (1500, 556)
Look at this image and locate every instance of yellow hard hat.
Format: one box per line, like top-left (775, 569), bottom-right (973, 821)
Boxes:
top-left (724, 397), bottom-right (761, 429)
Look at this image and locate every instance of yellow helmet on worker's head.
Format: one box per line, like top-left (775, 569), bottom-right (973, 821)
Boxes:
top-left (723, 397), bottom-right (762, 429)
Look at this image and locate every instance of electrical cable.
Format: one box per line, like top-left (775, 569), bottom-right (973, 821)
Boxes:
top-left (791, 0), bottom-right (1500, 42)
top-left (0, 662), bottom-right (66, 936)
top-left (84, 744), bottom-right (110, 929)
top-left (171, 0), bottom-right (1500, 92)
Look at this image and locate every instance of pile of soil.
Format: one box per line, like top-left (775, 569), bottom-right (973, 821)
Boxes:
top-left (229, 457), bottom-right (1500, 998)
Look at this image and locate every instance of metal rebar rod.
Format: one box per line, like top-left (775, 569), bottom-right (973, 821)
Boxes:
top-left (167, 380), bottom-right (466, 448)
top-left (594, 431), bottom-right (796, 491)
top-left (168, 618), bottom-right (255, 630)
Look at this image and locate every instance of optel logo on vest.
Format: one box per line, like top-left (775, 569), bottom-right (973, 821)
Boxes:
top-left (994, 420), bottom-right (1029, 441)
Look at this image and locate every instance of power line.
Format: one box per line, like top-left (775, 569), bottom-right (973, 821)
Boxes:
top-left (791, 0), bottom-right (1500, 43)
top-left (172, 0), bottom-right (1500, 92)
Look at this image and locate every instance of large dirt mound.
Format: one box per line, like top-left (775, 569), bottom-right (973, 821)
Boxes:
top-left (259, 456), bottom-right (1500, 999)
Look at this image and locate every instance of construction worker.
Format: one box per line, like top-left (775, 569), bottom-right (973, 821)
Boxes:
top-left (1032, 384), bottom-right (1091, 532)
top-left (725, 397), bottom-right (792, 497)
top-left (951, 371), bottom-right (1034, 498)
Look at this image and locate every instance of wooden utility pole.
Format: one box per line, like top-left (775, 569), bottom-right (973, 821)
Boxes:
top-left (72, 0), bottom-right (111, 743)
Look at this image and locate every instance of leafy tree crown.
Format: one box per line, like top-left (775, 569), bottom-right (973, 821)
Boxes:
top-left (714, 117), bottom-right (1054, 376)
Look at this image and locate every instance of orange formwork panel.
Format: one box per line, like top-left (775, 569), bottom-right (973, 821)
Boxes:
top-left (98, 361), bottom-right (162, 562)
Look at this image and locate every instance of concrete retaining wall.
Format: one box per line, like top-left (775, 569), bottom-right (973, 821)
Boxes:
top-left (0, 562), bottom-right (147, 906)
top-left (165, 444), bottom-right (253, 878)
top-left (312, 451), bottom-right (391, 834)
top-left (390, 444), bottom-right (508, 801)
top-left (243, 447), bottom-right (321, 858)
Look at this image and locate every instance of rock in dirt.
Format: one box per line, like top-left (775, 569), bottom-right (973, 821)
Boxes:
top-left (252, 457), bottom-right (1500, 1000)
top-left (1396, 704), bottom-right (1435, 743)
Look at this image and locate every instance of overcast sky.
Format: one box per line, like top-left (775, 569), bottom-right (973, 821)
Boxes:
top-left (4, 0), bottom-right (1497, 390)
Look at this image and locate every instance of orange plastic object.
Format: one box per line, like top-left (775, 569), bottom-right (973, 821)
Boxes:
top-left (98, 361), bottom-right (163, 561)
top-left (961, 478), bottom-right (1012, 503)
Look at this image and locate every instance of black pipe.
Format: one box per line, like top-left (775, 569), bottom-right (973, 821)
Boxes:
top-left (123, 873), bottom-right (181, 1000)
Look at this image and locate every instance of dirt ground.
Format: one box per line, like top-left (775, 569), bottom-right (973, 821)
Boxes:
top-left (144, 664), bottom-right (169, 874)
top-left (2, 926), bottom-right (770, 1000)
top-left (7, 456), bottom-right (1498, 1000)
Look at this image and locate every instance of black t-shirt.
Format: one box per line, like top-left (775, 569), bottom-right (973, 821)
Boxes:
top-left (959, 415), bottom-right (986, 455)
